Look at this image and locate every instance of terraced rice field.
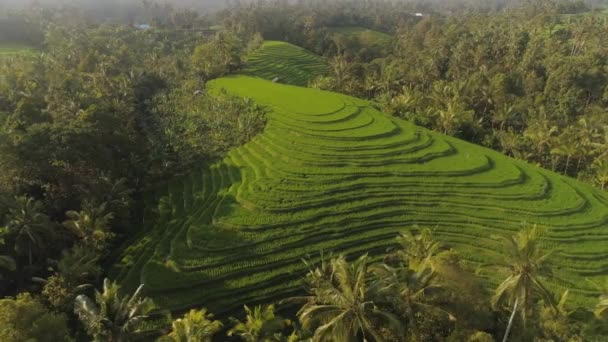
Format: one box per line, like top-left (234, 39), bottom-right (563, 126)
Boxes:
top-left (243, 41), bottom-right (328, 86)
top-left (327, 26), bottom-right (393, 48)
top-left (0, 44), bottom-right (37, 58)
top-left (112, 76), bottom-right (608, 314)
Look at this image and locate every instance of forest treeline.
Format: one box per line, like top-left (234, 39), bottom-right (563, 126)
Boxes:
top-left (220, 0), bottom-right (608, 190)
top-left (0, 0), bottom-right (607, 341)
top-left (0, 0), bottom-right (266, 329)
top-left (3, 227), bottom-right (608, 341)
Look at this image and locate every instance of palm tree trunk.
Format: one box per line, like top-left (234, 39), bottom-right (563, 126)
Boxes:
top-left (564, 155), bottom-right (571, 175)
top-left (502, 298), bottom-right (518, 342)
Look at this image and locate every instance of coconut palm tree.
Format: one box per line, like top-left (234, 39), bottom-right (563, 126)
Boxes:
top-left (394, 227), bottom-right (441, 271)
top-left (63, 201), bottom-right (114, 251)
top-left (491, 225), bottom-right (555, 342)
top-left (524, 112), bottom-right (558, 164)
top-left (163, 308), bottom-right (222, 342)
top-left (295, 254), bottom-right (401, 342)
top-left (592, 278), bottom-right (608, 319)
top-left (74, 278), bottom-right (156, 342)
top-left (550, 131), bottom-right (579, 175)
top-left (538, 290), bottom-right (580, 340)
top-left (329, 54), bottom-right (352, 89)
top-left (370, 262), bottom-right (454, 341)
top-left (42, 244), bottom-right (100, 310)
top-left (227, 304), bottom-right (289, 342)
top-left (5, 196), bottom-right (53, 266)
top-left (591, 157), bottom-right (608, 190)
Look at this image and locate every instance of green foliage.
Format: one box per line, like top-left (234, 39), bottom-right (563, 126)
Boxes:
top-left (394, 227), bottom-right (441, 271)
top-left (74, 278), bottom-right (156, 341)
top-left (0, 293), bottom-right (73, 342)
top-left (491, 225), bottom-right (556, 325)
top-left (3, 196), bottom-right (54, 266)
top-left (538, 290), bottom-right (583, 341)
top-left (592, 278), bottom-right (608, 319)
top-left (112, 76), bottom-right (608, 316)
top-left (0, 227), bottom-right (16, 272)
top-left (63, 201), bottom-right (115, 252)
top-left (228, 304), bottom-right (292, 342)
top-left (152, 89), bottom-right (267, 174)
top-left (192, 31), bottom-right (244, 81)
top-left (466, 331), bottom-right (495, 342)
top-left (43, 244), bottom-right (100, 310)
top-left (296, 254), bottom-right (400, 341)
top-left (161, 308), bottom-right (222, 342)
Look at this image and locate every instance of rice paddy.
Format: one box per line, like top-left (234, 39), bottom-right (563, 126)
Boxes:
top-left (327, 26), bottom-right (393, 49)
top-left (243, 41), bottom-right (328, 86)
top-left (111, 75), bottom-right (608, 314)
top-left (0, 44), bottom-right (37, 58)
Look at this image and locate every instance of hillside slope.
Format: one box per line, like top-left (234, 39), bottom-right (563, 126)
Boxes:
top-left (112, 76), bottom-right (608, 313)
top-left (328, 26), bottom-right (393, 48)
top-left (243, 41), bottom-right (328, 86)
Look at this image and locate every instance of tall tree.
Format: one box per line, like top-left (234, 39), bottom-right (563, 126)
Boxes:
top-left (394, 227), bottom-right (441, 271)
top-left (4, 196), bottom-right (54, 266)
top-left (227, 304), bottom-right (290, 342)
top-left (491, 225), bottom-right (556, 342)
top-left (163, 308), bottom-right (222, 342)
top-left (42, 244), bottom-right (100, 311)
top-left (62, 201), bottom-right (114, 252)
top-left (370, 263), bottom-right (454, 341)
top-left (74, 278), bottom-right (156, 342)
top-left (295, 254), bottom-right (400, 342)
top-left (0, 293), bottom-right (73, 342)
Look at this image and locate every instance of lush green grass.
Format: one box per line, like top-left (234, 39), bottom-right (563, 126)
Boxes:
top-left (0, 44), bottom-right (37, 58)
top-left (327, 26), bottom-right (393, 48)
top-left (112, 76), bottom-right (608, 314)
top-left (243, 41), bottom-right (329, 86)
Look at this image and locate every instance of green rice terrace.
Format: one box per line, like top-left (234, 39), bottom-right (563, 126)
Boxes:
top-left (243, 41), bottom-right (329, 86)
top-left (111, 75), bottom-right (608, 315)
top-left (0, 43), bottom-right (37, 58)
top-left (327, 26), bottom-right (393, 48)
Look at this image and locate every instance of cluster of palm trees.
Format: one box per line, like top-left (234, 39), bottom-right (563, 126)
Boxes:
top-left (71, 225), bottom-right (607, 341)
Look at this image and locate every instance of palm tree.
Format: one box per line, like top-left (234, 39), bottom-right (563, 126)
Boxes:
top-left (42, 244), bottom-right (100, 310)
top-left (491, 225), bottom-right (555, 342)
top-left (394, 227), bottom-right (441, 271)
top-left (63, 201), bottom-right (114, 251)
top-left (550, 132), bottom-right (579, 175)
top-left (295, 254), bottom-right (401, 342)
top-left (329, 54), bottom-right (352, 89)
top-left (74, 278), bottom-right (156, 342)
top-left (524, 112), bottom-right (558, 164)
top-left (227, 304), bottom-right (289, 342)
top-left (0, 255), bottom-right (16, 272)
top-left (5, 196), bottom-right (53, 266)
top-left (591, 157), bottom-right (608, 190)
top-left (370, 263), bottom-right (454, 341)
top-left (492, 104), bottom-right (516, 131)
top-left (592, 278), bottom-right (608, 319)
top-left (497, 129), bottom-right (526, 160)
top-left (56, 244), bottom-right (101, 283)
top-left (164, 308), bottom-right (222, 342)
top-left (538, 290), bottom-right (579, 340)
